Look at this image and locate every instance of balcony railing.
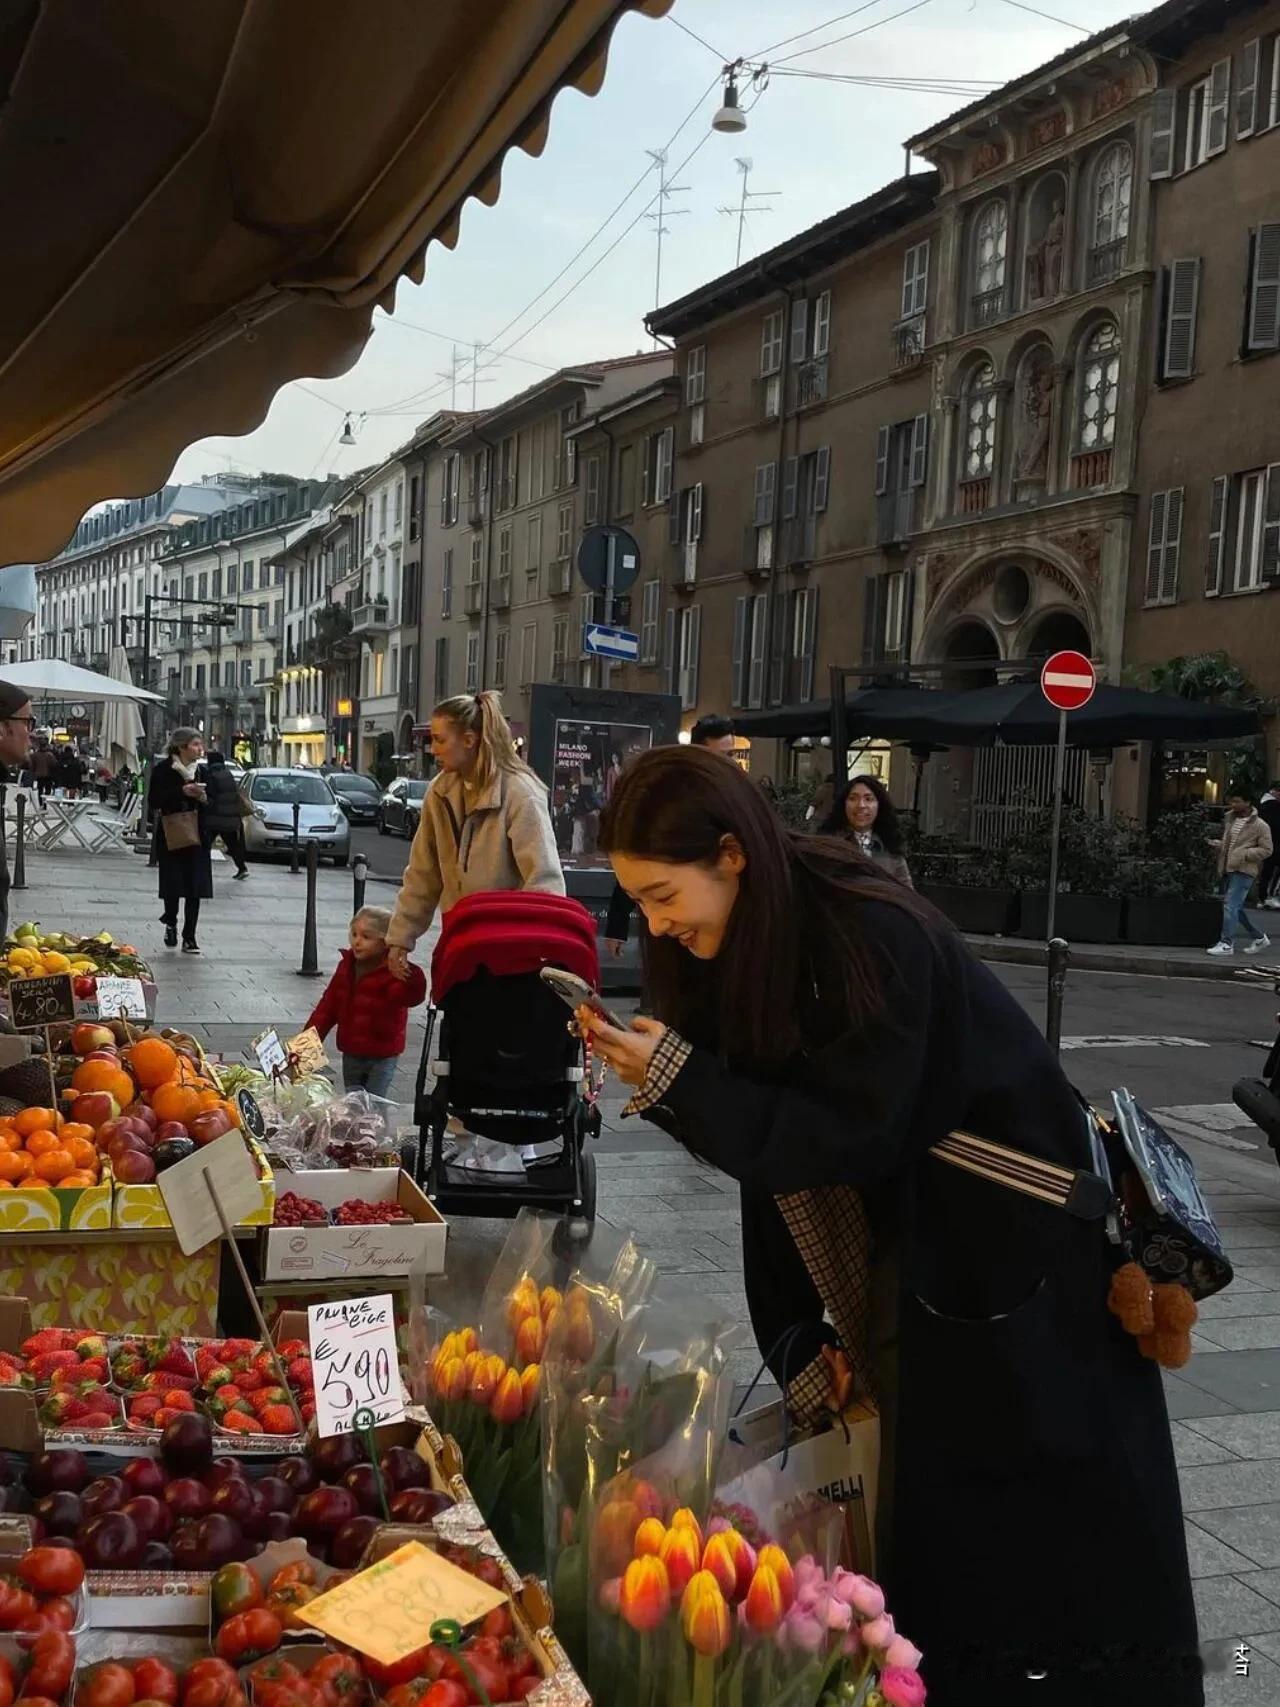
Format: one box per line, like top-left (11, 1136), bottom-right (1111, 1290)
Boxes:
top-left (892, 315), bottom-right (926, 368)
top-left (549, 559), bottom-right (572, 596)
top-left (1088, 239), bottom-right (1126, 285)
top-left (792, 356), bottom-right (829, 410)
top-left (876, 488), bottom-right (919, 547)
top-left (463, 581), bottom-right (483, 617)
top-left (1070, 447), bottom-right (1113, 489)
top-left (350, 599), bottom-right (391, 635)
top-left (969, 288), bottom-right (1004, 329)
top-left (957, 475), bottom-right (992, 515)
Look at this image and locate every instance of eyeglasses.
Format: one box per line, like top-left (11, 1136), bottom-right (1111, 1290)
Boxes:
top-left (0, 716), bottom-right (36, 730)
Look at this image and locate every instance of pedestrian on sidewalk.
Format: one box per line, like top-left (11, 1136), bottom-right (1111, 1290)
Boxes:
top-left (819, 773), bottom-right (913, 887)
top-left (200, 750), bottom-right (249, 880)
top-left (385, 691), bottom-right (563, 982)
top-left (30, 743), bottom-right (53, 803)
top-left (1259, 780), bottom-right (1280, 910)
top-left (0, 683), bottom-right (35, 943)
top-left (306, 906), bottom-right (427, 1099)
top-left (580, 746), bottom-right (1201, 1707)
top-left (1207, 790), bottom-right (1272, 956)
top-left (148, 728), bottom-right (212, 955)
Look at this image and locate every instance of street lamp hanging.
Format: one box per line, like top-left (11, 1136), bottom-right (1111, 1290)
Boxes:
top-left (712, 69), bottom-right (747, 134)
top-left (339, 414), bottom-right (357, 446)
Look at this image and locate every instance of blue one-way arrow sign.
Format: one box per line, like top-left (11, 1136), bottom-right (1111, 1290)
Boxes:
top-left (582, 623), bottom-right (639, 662)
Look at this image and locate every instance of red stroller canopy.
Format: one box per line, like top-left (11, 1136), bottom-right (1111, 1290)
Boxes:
top-left (431, 890), bottom-right (600, 1004)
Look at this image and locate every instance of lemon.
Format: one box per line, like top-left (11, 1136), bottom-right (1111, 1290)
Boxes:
top-left (40, 953), bottom-right (71, 973)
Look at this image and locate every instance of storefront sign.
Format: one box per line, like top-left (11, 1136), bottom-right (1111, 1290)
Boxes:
top-left (336, 699), bottom-right (353, 716)
top-left (308, 1292), bottom-right (405, 1437)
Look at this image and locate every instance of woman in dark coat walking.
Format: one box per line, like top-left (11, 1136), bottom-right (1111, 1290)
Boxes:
top-left (579, 747), bottom-right (1200, 1707)
top-left (148, 728), bottom-right (213, 954)
top-left (201, 751), bottom-right (248, 879)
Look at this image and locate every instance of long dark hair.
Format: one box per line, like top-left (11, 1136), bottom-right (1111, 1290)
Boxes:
top-left (599, 747), bottom-right (926, 1063)
top-left (820, 773), bottom-right (903, 854)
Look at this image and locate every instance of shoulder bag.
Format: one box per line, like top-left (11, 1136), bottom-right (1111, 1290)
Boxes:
top-left (161, 810), bottom-right (202, 852)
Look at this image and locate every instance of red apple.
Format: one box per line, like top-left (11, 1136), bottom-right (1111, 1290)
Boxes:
top-left (163, 1478), bottom-right (212, 1521)
top-left (70, 1091), bottom-right (121, 1130)
top-left (121, 1459), bottom-right (167, 1498)
top-left (154, 1121), bottom-right (190, 1143)
top-left (80, 1048), bottom-right (120, 1065)
top-left (113, 1149), bottom-right (157, 1184)
top-left (121, 1494), bottom-right (171, 1542)
top-left (123, 1102), bottom-right (159, 1131)
top-left (189, 1110), bottom-right (232, 1147)
top-left (295, 1486), bottom-right (359, 1540)
top-left (71, 1023), bottom-right (114, 1057)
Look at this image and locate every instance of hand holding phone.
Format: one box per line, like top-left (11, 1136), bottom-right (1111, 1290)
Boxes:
top-left (539, 966), bottom-right (626, 1031)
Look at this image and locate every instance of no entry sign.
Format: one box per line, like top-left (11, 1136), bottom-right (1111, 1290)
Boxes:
top-left (1040, 649), bottom-right (1096, 712)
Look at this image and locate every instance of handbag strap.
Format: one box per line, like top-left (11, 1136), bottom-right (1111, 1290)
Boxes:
top-left (930, 1128), bottom-right (1113, 1222)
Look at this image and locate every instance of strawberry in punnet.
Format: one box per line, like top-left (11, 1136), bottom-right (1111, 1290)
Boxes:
top-left (111, 1347), bottom-right (148, 1389)
top-left (75, 1333), bottom-right (108, 1361)
top-left (257, 1404), bottom-right (297, 1436)
top-left (0, 1353), bottom-right (30, 1390)
top-left (235, 1369), bottom-right (266, 1394)
top-left (251, 1386), bottom-right (289, 1414)
top-left (21, 1329), bottom-right (71, 1358)
top-left (161, 1389), bottom-right (196, 1413)
top-left (153, 1340), bottom-right (197, 1380)
top-left (38, 1390), bottom-right (76, 1427)
top-left (29, 1351), bottom-right (81, 1382)
top-left (287, 1356), bottom-right (313, 1389)
top-left (201, 1365), bottom-right (235, 1392)
top-left (219, 1410), bottom-right (257, 1434)
top-left (138, 1368), bottom-right (198, 1392)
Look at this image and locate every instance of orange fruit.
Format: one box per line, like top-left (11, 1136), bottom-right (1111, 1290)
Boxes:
top-left (193, 1090), bottom-right (222, 1114)
top-left (65, 1137), bottom-right (97, 1170)
top-left (0, 1153), bottom-right (24, 1183)
top-left (0, 1133), bottom-right (17, 1154)
top-left (8, 1152), bottom-right (33, 1180)
top-left (24, 1131), bottom-right (62, 1158)
top-left (220, 1099), bottom-right (243, 1130)
top-left (59, 1123), bottom-right (95, 1146)
top-left (13, 1107), bottom-right (56, 1138)
top-left (34, 1150), bottom-right (73, 1183)
top-left (59, 1170), bottom-right (97, 1188)
top-left (71, 1059), bottom-right (121, 1094)
top-left (129, 1037), bottom-right (178, 1090)
top-left (151, 1082), bottom-right (199, 1125)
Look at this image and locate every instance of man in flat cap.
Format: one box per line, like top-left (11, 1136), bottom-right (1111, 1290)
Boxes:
top-left (0, 682), bottom-right (35, 943)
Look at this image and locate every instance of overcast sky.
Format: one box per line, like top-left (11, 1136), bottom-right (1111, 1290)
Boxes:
top-left (170, 0), bottom-right (1134, 489)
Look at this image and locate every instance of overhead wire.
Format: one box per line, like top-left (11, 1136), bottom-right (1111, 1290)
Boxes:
top-left (667, 13), bottom-right (730, 62)
top-left (771, 0), bottom-right (935, 65)
top-left (997, 0), bottom-right (1092, 29)
top-left (749, 0), bottom-right (898, 62)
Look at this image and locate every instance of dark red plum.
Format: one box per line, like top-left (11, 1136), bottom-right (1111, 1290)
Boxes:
top-left (379, 1447), bottom-right (431, 1494)
top-left (32, 1492), bottom-right (81, 1538)
top-left (26, 1450), bottom-right (90, 1497)
top-left (80, 1477), bottom-right (126, 1521)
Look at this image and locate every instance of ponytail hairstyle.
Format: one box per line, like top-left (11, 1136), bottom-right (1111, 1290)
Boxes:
top-left (432, 691), bottom-right (535, 794)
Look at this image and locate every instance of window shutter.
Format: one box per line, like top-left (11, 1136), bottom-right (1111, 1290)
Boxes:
top-left (1236, 39), bottom-right (1260, 138)
top-left (909, 414), bottom-right (929, 488)
top-left (1206, 475), bottom-right (1228, 596)
top-left (1248, 223), bottom-right (1280, 350)
top-left (799, 588), bottom-right (820, 702)
top-left (753, 463), bottom-right (777, 527)
top-left (668, 488), bottom-right (683, 546)
top-left (874, 425), bottom-right (891, 496)
top-left (689, 483), bottom-right (703, 542)
top-left (686, 606), bottom-right (701, 707)
top-left (1150, 89), bottom-right (1176, 179)
top-left (1161, 488), bottom-right (1185, 602)
top-left (731, 597), bottom-right (747, 708)
top-left (1206, 56), bottom-right (1231, 156)
top-left (659, 427), bottom-right (674, 501)
top-left (790, 298), bottom-right (809, 364)
top-left (814, 447), bottom-right (831, 513)
top-left (902, 241), bottom-right (929, 317)
top-left (781, 457), bottom-right (799, 520)
top-left (663, 609), bottom-right (676, 694)
top-left (1162, 258), bottom-right (1201, 379)
top-left (747, 593), bottom-right (767, 708)
top-left (813, 291), bottom-right (832, 358)
top-left (585, 457), bottom-right (601, 525)
top-left (1263, 464), bottom-right (1280, 585)
top-left (1145, 490), bottom-right (1168, 603)
top-left (768, 588), bottom-right (787, 704)
top-left (861, 575), bottom-right (886, 665)
top-left (640, 436), bottom-right (652, 507)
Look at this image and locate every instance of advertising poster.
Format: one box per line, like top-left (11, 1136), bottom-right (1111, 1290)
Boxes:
top-left (551, 716), bottom-right (652, 865)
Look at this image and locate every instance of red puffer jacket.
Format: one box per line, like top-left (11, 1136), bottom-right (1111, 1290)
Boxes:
top-left (306, 951), bottom-right (427, 1059)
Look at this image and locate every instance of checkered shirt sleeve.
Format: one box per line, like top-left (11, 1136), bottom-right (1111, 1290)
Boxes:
top-left (623, 1028), bottom-right (692, 1116)
top-left (787, 1353), bottom-right (837, 1430)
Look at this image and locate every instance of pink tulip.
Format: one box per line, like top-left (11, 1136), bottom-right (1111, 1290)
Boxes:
top-left (832, 1569), bottom-right (885, 1619)
top-left (793, 1554), bottom-right (823, 1593)
top-left (884, 1636), bottom-right (924, 1672)
top-left (824, 1595), bottom-right (852, 1632)
top-left (781, 1604), bottom-right (825, 1654)
top-left (861, 1613), bottom-right (896, 1652)
top-left (880, 1665), bottom-right (928, 1707)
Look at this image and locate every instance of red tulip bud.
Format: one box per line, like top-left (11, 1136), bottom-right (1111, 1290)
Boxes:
top-left (702, 1530), bottom-right (755, 1602)
top-left (659, 1522), bottom-right (702, 1596)
top-left (489, 1367), bottom-right (525, 1424)
top-left (742, 1562), bottom-right (785, 1634)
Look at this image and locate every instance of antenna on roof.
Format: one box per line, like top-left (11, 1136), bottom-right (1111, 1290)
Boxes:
top-left (644, 148), bottom-right (689, 347)
top-left (717, 157), bottom-right (781, 268)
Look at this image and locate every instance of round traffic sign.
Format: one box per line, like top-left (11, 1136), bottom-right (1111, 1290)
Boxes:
top-left (1040, 649), bottom-right (1096, 712)
top-left (576, 524), bottom-right (641, 595)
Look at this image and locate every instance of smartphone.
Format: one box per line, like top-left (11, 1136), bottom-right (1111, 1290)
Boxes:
top-left (539, 966), bottom-right (626, 1031)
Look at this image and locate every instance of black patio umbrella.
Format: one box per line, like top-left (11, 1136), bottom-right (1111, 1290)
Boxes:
top-left (885, 681), bottom-right (1260, 747)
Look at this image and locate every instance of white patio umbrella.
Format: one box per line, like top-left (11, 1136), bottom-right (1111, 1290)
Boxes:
top-left (97, 647), bottom-right (146, 771)
top-left (0, 657), bottom-right (163, 701)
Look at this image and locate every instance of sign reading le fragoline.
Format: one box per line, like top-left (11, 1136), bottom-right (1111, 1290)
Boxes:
top-left (1040, 649), bottom-right (1096, 713)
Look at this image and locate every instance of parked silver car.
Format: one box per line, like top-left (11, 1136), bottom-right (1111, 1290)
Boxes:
top-left (243, 768), bottom-right (351, 866)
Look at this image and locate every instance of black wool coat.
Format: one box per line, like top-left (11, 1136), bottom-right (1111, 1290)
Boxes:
top-left (201, 761), bottom-right (244, 836)
top-left (641, 890), bottom-right (1201, 1707)
top-left (148, 760), bottom-right (213, 903)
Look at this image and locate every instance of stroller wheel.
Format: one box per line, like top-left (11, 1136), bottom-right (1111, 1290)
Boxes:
top-left (574, 1149), bottom-right (597, 1224)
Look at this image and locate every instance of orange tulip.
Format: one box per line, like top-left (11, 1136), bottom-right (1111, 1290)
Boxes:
top-left (618, 1554), bottom-right (671, 1633)
top-left (742, 1562), bottom-right (785, 1635)
top-left (565, 1298), bottom-right (595, 1362)
top-left (658, 1521), bottom-right (702, 1596)
top-left (515, 1312), bottom-right (546, 1366)
top-left (595, 1498), bottom-right (641, 1576)
top-left (468, 1352), bottom-right (506, 1406)
top-left (458, 1327), bottom-right (478, 1355)
top-left (540, 1285), bottom-right (563, 1320)
top-left (634, 1517), bottom-right (667, 1558)
top-left (703, 1529), bottom-right (756, 1602)
top-left (506, 1277), bottom-right (541, 1332)
top-left (520, 1362), bottom-right (541, 1417)
top-left (669, 1508), bottom-right (704, 1553)
top-left (680, 1570), bottom-right (731, 1658)
top-left (490, 1367), bottom-right (525, 1424)
top-left (433, 1355), bottom-right (468, 1402)
top-left (756, 1544), bottom-right (795, 1609)
top-left (542, 1304), bottom-right (564, 1345)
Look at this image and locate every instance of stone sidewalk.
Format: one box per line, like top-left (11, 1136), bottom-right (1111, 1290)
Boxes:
top-left (18, 839), bottom-right (1280, 1697)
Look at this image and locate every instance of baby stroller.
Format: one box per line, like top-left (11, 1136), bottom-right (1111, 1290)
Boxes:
top-left (412, 891), bottom-right (603, 1221)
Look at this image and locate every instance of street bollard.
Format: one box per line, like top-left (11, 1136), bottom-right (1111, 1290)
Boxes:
top-left (1045, 936), bottom-right (1070, 1055)
top-left (290, 801), bottom-right (301, 874)
top-left (0, 786), bottom-right (7, 857)
top-left (352, 852), bottom-right (368, 914)
top-left (12, 794), bottom-right (26, 891)
top-left (297, 839), bottom-right (321, 977)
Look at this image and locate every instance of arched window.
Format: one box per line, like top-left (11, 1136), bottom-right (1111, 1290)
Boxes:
top-left (1077, 322), bottom-right (1121, 451)
top-left (1090, 142), bottom-right (1131, 282)
top-left (970, 202), bottom-right (1008, 326)
top-left (963, 361), bottom-right (999, 479)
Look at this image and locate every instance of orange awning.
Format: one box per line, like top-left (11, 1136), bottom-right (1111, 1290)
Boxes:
top-left (0, 0), bottom-right (670, 566)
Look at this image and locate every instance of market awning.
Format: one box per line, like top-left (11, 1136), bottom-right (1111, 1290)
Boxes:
top-left (0, 0), bottom-right (670, 566)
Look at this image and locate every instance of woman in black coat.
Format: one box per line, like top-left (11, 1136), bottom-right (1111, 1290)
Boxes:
top-left (148, 728), bottom-right (212, 954)
top-left (579, 747), bottom-right (1200, 1707)
top-left (201, 751), bottom-right (248, 879)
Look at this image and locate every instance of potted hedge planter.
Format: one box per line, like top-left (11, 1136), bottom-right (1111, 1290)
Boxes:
top-left (1124, 895), bottom-right (1221, 947)
top-left (1017, 891), bottom-right (1126, 944)
top-left (919, 882), bottom-right (1020, 936)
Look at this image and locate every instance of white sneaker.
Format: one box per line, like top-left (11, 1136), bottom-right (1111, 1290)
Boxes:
top-left (1207, 942), bottom-right (1235, 955)
top-left (1265, 898), bottom-right (1280, 910)
top-left (1245, 935), bottom-right (1272, 956)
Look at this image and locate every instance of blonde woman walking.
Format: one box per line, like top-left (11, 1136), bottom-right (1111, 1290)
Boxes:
top-left (386, 691), bottom-right (563, 981)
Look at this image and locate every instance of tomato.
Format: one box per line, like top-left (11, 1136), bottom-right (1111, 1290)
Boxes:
top-left (31, 1601), bottom-right (75, 1635)
top-left (453, 1651), bottom-right (507, 1703)
top-left (382, 1687), bottom-right (428, 1707)
top-left (132, 1661), bottom-right (178, 1706)
top-left (22, 1633), bottom-right (76, 1702)
top-left (263, 1585), bottom-right (314, 1631)
top-left (0, 1656), bottom-right (12, 1707)
top-left (182, 1682), bottom-right (246, 1707)
top-left (0, 1585), bottom-right (38, 1631)
top-left (266, 1563), bottom-right (315, 1591)
top-left (479, 1607), bottom-right (511, 1642)
top-left (307, 1656), bottom-right (364, 1707)
top-left (16, 1552), bottom-right (83, 1601)
top-left (214, 1609), bottom-right (282, 1665)
top-left (210, 1564), bottom-right (262, 1622)
top-left (420, 1686), bottom-right (467, 1707)
top-left (361, 1649), bottom-right (434, 1692)
top-left (181, 1662), bottom-right (237, 1702)
top-left (78, 1662), bottom-right (136, 1707)
top-left (16, 1697), bottom-right (61, 1707)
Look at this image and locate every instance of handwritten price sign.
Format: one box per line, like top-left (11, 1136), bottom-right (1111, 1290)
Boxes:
top-left (298, 1541), bottom-right (506, 1663)
top-left (307, 1294), bottom-right (404, 1438)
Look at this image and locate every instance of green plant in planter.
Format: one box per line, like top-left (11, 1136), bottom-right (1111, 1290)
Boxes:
top-left (903, 831), bottom-right (1010, 890)
top-left (1129, 804), bottom-right (1220, 899)
top-left (1003, 807), bottom-right (1139, 897)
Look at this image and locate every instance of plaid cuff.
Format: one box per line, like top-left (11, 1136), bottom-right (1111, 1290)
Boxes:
top-left (623, 1028), bottom-right (692, 1116)
top-left (787, 1354), bottom-right (835, 1430)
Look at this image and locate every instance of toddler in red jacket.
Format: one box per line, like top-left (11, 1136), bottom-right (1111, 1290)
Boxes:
top-left (306, 907), bottom-right (427, 1099)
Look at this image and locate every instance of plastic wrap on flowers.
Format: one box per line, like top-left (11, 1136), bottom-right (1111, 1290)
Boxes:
top-left (540, 1272), bottom-right (740, 1685)
top-left (268, 1086), bottom-right (405, 1170)
top-left (408, 1209), bottom-right (646, 1574)
top-left (586, 1465), bottom-right (929, 1707)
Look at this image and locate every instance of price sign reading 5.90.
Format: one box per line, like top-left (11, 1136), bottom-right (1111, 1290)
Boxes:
top-left (307, 1294), bottom-right (404, 1438)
